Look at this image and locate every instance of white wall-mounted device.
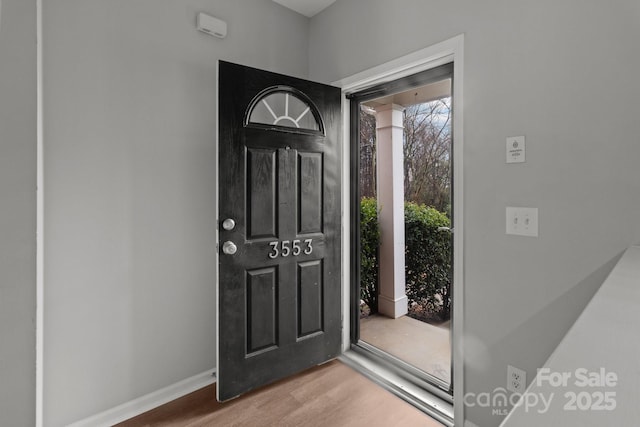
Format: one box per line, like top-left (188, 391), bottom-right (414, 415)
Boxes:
top-left (197, 13), bottom-right (227, 39)
top-left (506, 135), bottom-right (526, 163)
top-left (506, 206), bottom-right (539, 237)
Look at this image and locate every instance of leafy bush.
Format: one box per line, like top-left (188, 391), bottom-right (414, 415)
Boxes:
top-left (404, 202), bottom-right (452, 321)
top-left (359, 199), bottom-right (452, 321)
top-left (360, 197), bottom-right (380, 314)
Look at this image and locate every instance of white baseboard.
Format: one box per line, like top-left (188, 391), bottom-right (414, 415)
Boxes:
top-left (68, 369), bottom-right (217, 427)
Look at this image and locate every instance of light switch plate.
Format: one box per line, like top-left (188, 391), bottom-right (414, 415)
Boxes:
top-left (506, 207), bottom-right (538, 237)
top-left (506, 136), bottom-right (526, 163)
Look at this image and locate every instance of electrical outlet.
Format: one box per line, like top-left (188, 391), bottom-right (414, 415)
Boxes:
top-left (507, 365), bottom-right (527, 393)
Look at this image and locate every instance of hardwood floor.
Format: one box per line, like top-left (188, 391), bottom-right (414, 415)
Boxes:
top-left (116, 360), bottom-right (444, 427)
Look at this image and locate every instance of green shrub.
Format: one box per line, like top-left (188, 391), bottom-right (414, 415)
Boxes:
top-left (360, 197), bottom-right (380, 313)
top-left (359, 199), bottom-right (452, 321)
top-left (404, 202), bottom-right (452, 321)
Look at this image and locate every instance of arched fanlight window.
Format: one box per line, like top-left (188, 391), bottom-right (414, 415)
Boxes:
top-left (245, 86), bottom-right (324, 134)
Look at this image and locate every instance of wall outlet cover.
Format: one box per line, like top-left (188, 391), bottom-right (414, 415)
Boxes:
top-left (507, 365), bottom-right (527, 393)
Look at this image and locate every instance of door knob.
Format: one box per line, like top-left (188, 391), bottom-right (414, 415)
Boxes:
top-left (222, 241), bottom-right (237, 255)
top-left (222, 218), bottom-right (236, 231)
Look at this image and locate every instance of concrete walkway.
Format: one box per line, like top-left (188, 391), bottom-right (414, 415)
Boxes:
top-left (360, 314), bottom-right (451, 383)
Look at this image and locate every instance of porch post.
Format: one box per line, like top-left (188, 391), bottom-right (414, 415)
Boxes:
top-left (375, 104), bottom-right (408, 319)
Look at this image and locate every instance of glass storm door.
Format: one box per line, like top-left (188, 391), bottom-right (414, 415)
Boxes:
top-left (217, 61), bottom-right (342, 401)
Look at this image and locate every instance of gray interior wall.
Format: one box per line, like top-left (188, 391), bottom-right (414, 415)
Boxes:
top-left (309, 1), bottom-right (640, 426)
top-left (0, 0), bottom-right (37, 425)
top-left (43, 1), bottom-right (308, 425)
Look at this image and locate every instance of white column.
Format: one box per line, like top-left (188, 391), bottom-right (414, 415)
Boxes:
top-left (375, 104), bottom-right (408, 319)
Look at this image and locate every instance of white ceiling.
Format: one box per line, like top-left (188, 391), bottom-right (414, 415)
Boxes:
top-left (362, 79), bottom-right (452, 109)
top-left (272, 0), bottom-right (337, 18)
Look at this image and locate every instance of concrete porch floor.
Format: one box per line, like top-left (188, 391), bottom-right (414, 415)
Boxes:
top-left (359, 314), bottom-right (451, 383)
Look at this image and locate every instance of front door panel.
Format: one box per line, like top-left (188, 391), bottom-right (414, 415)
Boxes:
top-left (217, 61), bottom-right (341, 401)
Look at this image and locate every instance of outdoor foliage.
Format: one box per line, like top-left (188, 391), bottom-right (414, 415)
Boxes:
top-left (359, 109), bottom-right (377, 198)
top-left (403, 100), bottom-right (452, 214)
top-left (360, 197), bottom-right (380, 314)
top-left (360, 199), bottom-right (452, 321)
top-left (404, 202), bottom-right (452, 321)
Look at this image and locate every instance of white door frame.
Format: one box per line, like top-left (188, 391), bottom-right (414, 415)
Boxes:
top-left (333, 33), bottom-right (465, 425)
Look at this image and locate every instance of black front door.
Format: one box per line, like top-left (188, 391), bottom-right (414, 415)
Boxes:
top-left (217, 61), bottom-right (342, 401)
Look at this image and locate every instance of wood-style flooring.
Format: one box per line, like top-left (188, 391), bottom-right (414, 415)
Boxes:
top-left (116, 360), bottom-right (444, 427)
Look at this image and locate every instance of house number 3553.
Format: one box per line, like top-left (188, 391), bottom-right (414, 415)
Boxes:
top-left (268, 239), bottom-right (313, 259)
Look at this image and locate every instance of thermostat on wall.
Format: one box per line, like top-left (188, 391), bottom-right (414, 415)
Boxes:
top-left (197, 13), bottom-right (227, 39)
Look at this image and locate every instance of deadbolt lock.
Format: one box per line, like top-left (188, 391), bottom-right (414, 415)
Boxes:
top-left (222, 218), bottom-right (236, 231)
